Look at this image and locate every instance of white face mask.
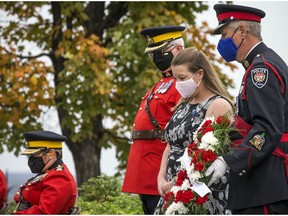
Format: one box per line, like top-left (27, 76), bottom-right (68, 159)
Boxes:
top-left (175, 77), bottom-right (201, 98)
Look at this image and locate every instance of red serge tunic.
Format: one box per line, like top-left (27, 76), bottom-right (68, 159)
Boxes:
top-left (0, 170), bottom-right (7, 209)
top-left (122, 76), bottom-right (181, 195)
top-left (14, 162), bottom-right (77, 214)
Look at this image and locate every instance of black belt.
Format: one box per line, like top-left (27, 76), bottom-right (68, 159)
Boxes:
top-left (131, 129), bottom-right (164, 140)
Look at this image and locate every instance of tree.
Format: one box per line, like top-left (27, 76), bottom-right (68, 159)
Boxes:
top-left (0, 2), bottom-right (236, 186)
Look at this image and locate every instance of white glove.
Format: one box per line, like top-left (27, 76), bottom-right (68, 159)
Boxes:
top-left (205, 156), bottom-right (228, 186)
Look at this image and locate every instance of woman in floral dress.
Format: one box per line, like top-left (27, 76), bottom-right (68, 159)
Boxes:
top-left (155, 47), bottom-right (234, 214)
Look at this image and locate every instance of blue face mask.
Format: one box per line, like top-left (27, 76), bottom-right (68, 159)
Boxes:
top-left (217, 27), bottom-right (242, 62)
top-left (217, 37), bottom-right (238, 62)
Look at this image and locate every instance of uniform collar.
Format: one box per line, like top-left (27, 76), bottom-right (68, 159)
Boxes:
top-left (161, 70), bottom-right (173, 78)
top-left (242, 42), bottom-right (268, 70)
top-left (48, 159), bottom-right (63, 170)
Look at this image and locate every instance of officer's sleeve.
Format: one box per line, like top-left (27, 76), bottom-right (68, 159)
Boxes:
top-left (0, 171), bottom-right (7, 208)
top-left (15, 170), bottom-right (76, 214)
top-left (224, 64), bottom-right (285, 174)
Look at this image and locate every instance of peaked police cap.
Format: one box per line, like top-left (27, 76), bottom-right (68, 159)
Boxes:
top-left (213, 4), bottom-right (265, 34)
top-left (21, 131), bottom-right (67, 155)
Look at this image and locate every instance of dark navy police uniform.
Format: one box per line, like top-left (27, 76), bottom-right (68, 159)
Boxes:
top-left (227, 42), bottom-right (288, 213)
top-left (213, 4), bottom-right (288, 214)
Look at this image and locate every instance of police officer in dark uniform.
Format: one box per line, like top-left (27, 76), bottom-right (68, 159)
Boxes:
top-left (122, 26), bottom-right (185, 214)
top-left (205, 3), bottom-right (288, 214)
top-left (13, 131), bottom-right (78, 214)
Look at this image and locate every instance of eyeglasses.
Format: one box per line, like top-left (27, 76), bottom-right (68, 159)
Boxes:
top-left (148, 44), bottom-right (177, 59)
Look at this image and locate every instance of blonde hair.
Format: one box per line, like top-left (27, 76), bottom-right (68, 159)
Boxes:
top-left (171, 47), bottom-right (233, 109)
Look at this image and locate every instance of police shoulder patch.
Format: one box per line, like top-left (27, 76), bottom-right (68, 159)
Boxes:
top-left (251, 67), bottom-right (269, 89)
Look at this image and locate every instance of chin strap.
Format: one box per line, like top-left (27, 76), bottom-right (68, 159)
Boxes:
top-left (42, 157), bottom-right (53, 173)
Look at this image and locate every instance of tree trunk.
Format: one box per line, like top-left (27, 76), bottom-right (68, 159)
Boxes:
top-left (51, 2), bottom-right (103, 186)
top-left (67, 138), bottom-right (101, 185)
top-left (50, 2), bottom-right (128, 186)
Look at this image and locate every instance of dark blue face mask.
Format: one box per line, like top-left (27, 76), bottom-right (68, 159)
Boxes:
top-left (217, 27), bottom-right (243, 62)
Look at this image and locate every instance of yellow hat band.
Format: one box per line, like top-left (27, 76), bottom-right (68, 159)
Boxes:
top-left (152, 31), bottom-right (182, 43)
top-left (27, 141), bottom-right (62, 149)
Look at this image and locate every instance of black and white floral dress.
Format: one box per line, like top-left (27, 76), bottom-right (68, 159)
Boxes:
top-left (154, 95), bottom-right (231, 215)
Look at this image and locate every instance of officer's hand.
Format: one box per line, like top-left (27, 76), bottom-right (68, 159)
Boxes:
top-left (205, 156), bottom-right (228, 186)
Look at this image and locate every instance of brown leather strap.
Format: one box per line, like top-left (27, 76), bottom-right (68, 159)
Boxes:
top-left (144, 82), bottom-right (162, 131)
top-left (131, 129), bottom-right (164, 140)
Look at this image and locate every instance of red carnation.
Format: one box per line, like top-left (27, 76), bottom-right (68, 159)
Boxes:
top-left (216, 116), bottom-right (223, 124)
top-left (216, 115), bottom-right (230, 126)
top-left (201, 120), bottom-right (212, 129)
top-left (174, 190), bottom-right (183, 203)
top-left (191, 156), bottom-right (197, 164)
top-left (194, 161), bottom-right (204, 171)
top-left (202, 149), bottom-right (217, 162)
top-left (199, 120), bottom-right (212, 132)
top-left (175, 170), bottom-right (188, 186)
top-left (175, 190), bottom-right (194, 204)
top-left (203, 126), bottom-right (214, 135)
top-left (194, 148), bottom-right (204, 157)
top-left (164, 191), bottom-right (175, 202)
top-left (188, 142), bottom-right (198, 151)
top-left (181, 190), bottom-right (195, 203)
top-left (195, 195), bottom-right (209, 205)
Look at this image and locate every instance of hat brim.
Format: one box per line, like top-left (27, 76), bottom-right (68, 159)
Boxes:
top-left (20, 148), bottom-right (44, 155)
top-left (213, 22), bottom-right (230, 35)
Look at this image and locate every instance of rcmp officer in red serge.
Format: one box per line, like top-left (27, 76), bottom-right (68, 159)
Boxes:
top-left (205, 3), bottom-right (288, 214)
top-left (0, 169), bottom-right (8, 213)
top-left (122, 26), bottom-right (185, 214)
top-left (13, 131), bottom-right (77, 214)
